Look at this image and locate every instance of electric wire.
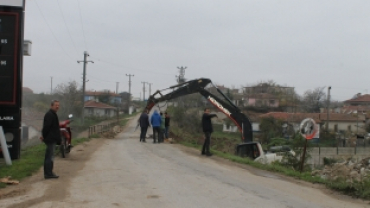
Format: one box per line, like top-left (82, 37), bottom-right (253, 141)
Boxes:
top-left (34, 0), bottom-right (75, 60)
top-left (56, 0), bottom-right (78, 55)
top-left (76, 0), bottom-right (88, 50)
top-left (91, 56), bottom-right (176, 76)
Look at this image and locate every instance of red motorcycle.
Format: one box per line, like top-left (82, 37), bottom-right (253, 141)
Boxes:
top-left (59, 114), bottom-right (73, 158)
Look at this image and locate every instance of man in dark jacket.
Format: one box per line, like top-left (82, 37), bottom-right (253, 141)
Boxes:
top-left (201, 108), bottom-right (217, 156)
top-left (164, 112), bottom-right (170, 139)
top-left (150, 110), bottom-right (162, 143)
top-left (139, 109), bottom-right (150, 142)
top-left (40, 100), bottom-right (61, 179)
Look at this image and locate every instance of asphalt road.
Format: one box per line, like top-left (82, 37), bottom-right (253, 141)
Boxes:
top-left (1, 115), bottom-right (368, 208)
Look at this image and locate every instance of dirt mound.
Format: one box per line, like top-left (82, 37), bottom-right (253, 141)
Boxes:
top-left (312, 157), bottom-right (370, 183)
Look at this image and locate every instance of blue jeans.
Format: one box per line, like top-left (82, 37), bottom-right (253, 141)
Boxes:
top-left (44, 142), bottom-right (56, 176)
top-left (164, 126), bottom-right (170, 138)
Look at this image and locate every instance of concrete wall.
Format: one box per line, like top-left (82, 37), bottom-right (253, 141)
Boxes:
top-left (85, 108), bottom-right (116, 118)
top-left (308, 147), bottom-right (370, 166)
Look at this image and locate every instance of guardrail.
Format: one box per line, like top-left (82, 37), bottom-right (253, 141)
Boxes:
top-left (88, 121), bottom-right (120, 138)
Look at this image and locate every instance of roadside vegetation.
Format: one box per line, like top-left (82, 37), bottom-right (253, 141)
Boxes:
top-left (166, 101), bottom-right (370, 200)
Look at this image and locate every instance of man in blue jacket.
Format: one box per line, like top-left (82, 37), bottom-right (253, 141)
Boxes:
top-left (150, 110), bottom-right (162, 143)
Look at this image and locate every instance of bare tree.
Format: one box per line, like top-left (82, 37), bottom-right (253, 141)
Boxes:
top-left (53, 81), bottom-right (82, 118)
top-left (301, 87), bottom-right (326, 113)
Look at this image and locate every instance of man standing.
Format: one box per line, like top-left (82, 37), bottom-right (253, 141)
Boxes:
top-left (201, 108), bottom-right (217, 156)
top-left (40, 100), bottom-right (61, 179)
top-left (164, 112), bottom-right (170, 139)
top-left (139, 109), bottom-right (150, 142)
top-left (159, 112), bottom-right (165, 143)
top-left (150, 110), bottom-right (162, 143)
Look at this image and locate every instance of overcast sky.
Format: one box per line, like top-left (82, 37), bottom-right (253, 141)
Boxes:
top-left (23, 0), bottom-right (370, 101)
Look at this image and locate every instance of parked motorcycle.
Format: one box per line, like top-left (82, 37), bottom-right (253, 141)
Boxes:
top-left (59, 114), bottom-right (73, 158)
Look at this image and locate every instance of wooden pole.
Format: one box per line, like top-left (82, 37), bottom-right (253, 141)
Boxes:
top-left (300, 139), bottom-right (308, 173)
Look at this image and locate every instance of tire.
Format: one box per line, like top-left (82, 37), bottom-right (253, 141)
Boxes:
top-left (60, 136), bottom-right (66, 158)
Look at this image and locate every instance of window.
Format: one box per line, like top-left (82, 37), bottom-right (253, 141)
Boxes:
top-left (334, 124), bottom-right (338, 132)
top-left (105, 109), bottom-right (110, 115)
top-left (348, 125), bottom-right (352, 131)
top-left (269, 100), bottom-right (275, 105)
top-left (88, 108), bottom-right (93, 114)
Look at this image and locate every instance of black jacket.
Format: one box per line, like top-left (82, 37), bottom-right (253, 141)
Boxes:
top-left (202, 113), bottom-right (217, 133)
top-left (139, 112), bottom-right (150, 128)
top-left (42, 109), bottom-right (61, 144)
top-left (165, 116), bottom-right (170, 127)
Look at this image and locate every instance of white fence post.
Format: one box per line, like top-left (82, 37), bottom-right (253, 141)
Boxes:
top-left (0, 126), bottom-right (12, 165)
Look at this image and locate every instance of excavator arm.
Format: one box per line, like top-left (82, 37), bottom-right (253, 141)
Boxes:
top-left (145, 78), bottom-right (253, 142)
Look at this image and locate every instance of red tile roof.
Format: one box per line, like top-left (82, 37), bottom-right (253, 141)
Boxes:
top-left (344, 94), bottom-right (370, 103)
top-left (84, 100), bottom-right (116, 109)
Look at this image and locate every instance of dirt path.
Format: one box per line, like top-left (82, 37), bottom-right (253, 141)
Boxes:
top-left (0, 115), bottom-right (369, 208)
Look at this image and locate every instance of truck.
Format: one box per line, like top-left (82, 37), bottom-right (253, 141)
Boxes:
top-left (145, 78), bottom-right (293, 164)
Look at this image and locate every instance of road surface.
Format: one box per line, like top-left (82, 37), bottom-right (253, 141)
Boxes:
top-left (0, 115), bottom-right (368, 208)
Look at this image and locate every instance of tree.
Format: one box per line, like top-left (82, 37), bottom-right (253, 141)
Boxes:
top-left (53, 81), bottom-right (82, 118)
top-left (301, 87), bottom-right (326, 113)
top-left (259, 117), bottom-right (285, 143)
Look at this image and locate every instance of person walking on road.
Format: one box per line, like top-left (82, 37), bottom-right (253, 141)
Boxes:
top-left (201, 108), bottom-right (217, 156)
top-left (139, 109), bottom-right (150, 142)
top-left (164, 112), bottom-right (170, 139)
top-left (159, 112), bottom-right (165, 143)
top-left (150, 110), bottom-right (162, 143)
top-left (40, 100), bottom-right (61, 179)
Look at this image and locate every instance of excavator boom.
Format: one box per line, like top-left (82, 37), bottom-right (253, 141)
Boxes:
top-left (145, 78), bottom-right (253, 142)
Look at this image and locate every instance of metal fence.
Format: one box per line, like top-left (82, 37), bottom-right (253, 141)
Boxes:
top-left (88, 121), bottom-right (120, 138)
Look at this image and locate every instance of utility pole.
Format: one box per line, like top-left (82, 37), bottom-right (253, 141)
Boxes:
top-left (141, 82), bottom-right (148, 101)
top-left (116, 82), bottom-right (119, 94)
top-left (126, 74), bottom-right (134, 113)
top-left (326, 86), bottom-right (331, 133)
top-left (177, 66), bottom-right (187, 83)
top-left (50, 76), bottom-right (53, 94)
top-left (77, 51), bottom-right (94, 124)
top-left (148, 83), bottom-right (153, 96)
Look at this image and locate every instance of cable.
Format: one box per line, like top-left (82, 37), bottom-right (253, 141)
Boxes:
top-left (34, 0), bottom-right (75, 60)
top-left (77, 0), bottom-right (88, 50)
top-left (56, 0), bottom-right (78, 55)
top-left (91, 56), bottom-right (176, 76)
top-left (87, 74), bottom-right (115, 83)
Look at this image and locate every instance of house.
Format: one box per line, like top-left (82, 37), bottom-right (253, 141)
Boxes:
top-left (344, 93), bottom-right (370, 106)
top-left (243, 93), bottom-right (279, 108)
top-left (84, 91), bottom-right (122, 104)
top-left (84, 100), bottom-right (117, 118)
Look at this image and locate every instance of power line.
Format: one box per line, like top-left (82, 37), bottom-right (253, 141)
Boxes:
top-left (56, 0), bottom-right (78, 55)
top-left (34, 0), bottom-right (74, 60)
top-left (76, 0), bottom-right (88, 50)
top-left (91, 56), bottom-right (176, 76)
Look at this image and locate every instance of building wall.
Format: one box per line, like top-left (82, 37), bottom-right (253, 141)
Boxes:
top-left (246, 98), bottom-right (279, 107)
top-left (85, 108), bottom-right (116, 118)
top-left (327, 121), bottom-right (366, 133)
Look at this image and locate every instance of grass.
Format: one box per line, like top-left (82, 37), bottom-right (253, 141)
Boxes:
top-left (0, 137), bottom-right (90, 188)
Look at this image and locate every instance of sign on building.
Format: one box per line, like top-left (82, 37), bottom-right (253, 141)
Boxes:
top-left (0, 0), bottom-right (25, 159)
